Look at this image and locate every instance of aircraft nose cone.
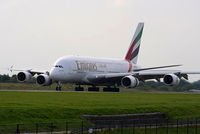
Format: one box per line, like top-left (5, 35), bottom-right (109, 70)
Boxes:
top-left (50, 68), bottom-right (58, 80)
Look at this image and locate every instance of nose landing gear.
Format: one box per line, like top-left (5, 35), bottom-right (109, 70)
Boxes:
top-left (56, 81), bottom-right (62, 91)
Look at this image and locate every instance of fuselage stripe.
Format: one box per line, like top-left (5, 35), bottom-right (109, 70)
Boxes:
top-left (127, 60), bottom-right (132, 72)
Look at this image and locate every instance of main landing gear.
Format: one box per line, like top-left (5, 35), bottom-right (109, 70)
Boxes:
top-left (75, 85), bottom-right (84, 91)
top-left (88, 86), bottom-right (100, 92)
top-left (56, 82), bottom-right (62, 91)
top-left (74, 86), bottom-right (100, 92)
top-left (74, 86), bottom-right (120, 92)
top-left (55, 83), bottom-right (120, 92)
top-left (103, 86), bottom-right (120, 92)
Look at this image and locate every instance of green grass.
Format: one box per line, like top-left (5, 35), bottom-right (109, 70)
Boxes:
top-left (0, 83), bottom-right (75, 90)
top-left (0, 91), bottom-right (200, 124)
top-left (0, 82), bottom-right (183, 93)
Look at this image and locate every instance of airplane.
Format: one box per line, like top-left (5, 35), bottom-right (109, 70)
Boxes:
top-left (14, 23), bottom-right (200, 91)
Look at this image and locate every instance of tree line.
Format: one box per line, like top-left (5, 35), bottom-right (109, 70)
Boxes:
top-left (0, 74), bottom-right (200, 91)
top-left (0, 74), bottom-right (17, 83)
top-left (137, 80), bottom-right (200, 92)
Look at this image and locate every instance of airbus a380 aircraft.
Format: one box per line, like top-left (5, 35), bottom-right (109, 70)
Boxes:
top-left (15, 23), bottom-right (200, 91)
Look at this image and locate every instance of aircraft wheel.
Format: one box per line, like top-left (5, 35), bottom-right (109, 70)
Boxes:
top-left (75, 87), bottom-right (84, 91)
top-left (88, 87), bottom-right (100, 92)
top-left (56, 81), bottom-right (62, 91)
top-left (103, 87), bottom-right (120, 92)
top-left (56, 86), bottom-right (62, 91)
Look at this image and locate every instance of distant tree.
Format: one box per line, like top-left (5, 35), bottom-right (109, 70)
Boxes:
top-left (9, 75), bottom-right (18, 83)
top-left (0, 74), bottom-right (17, 83)
top-left (137, 79), bottom-right (197, 91)
top-left (0, 74), bottom-right (10, 82)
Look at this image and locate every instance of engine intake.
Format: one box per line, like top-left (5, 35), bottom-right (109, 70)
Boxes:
top-left (163, 74), bottom-right (180, 86)
top-left (121, 75), bottom-right (139, 88)
top-left (17, 71), bottom-right (32, 82)
top-left (36, 74), bottom-right (52, 86)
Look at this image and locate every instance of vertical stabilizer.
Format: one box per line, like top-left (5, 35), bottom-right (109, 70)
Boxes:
top-left (125, 23), bottom-right (144, 64)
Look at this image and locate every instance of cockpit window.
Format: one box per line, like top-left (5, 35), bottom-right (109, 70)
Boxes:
top-left (55, 65), bottom-right (63, 68)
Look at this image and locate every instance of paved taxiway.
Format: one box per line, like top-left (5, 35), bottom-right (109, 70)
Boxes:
top-left (0, 89), bottom-right (198, 94)
top-left (0, 89), bottom-right (70, 92)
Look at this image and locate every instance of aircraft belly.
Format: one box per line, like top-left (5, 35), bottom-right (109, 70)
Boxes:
top-left (63, 72), bottom-right (87, 83)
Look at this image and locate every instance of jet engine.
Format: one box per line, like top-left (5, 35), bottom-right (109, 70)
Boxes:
top-left (17, 71), bottom-right (32, 82)
top-left (163, 74), bottom-right (180, 86)
top-left (121, 75), bottom-right (139, 88)
top-left (36, 74), bottom-right (52, 86)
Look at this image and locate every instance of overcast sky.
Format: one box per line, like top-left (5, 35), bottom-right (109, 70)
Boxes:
top-left (0, 0), bottom-right (200, 81)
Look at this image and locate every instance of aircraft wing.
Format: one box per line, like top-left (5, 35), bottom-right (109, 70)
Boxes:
top-left (133, 70), bottom-right (200, 80)
top-left (25, 70), bottom-right (46, 76)
top-left (9, 67), bottom-right (46, 76)
top-left (86, 70), bottom-right (200, 84)
top-left (133, 64), bottom-right (182, 71)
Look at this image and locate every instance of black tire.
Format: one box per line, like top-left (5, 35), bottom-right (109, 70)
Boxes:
top-left (103, 88), bottom-right (120, 92)
top-left (75, 87), bottom-right (84, 91)
top-left (88, 87), bottom-right (100, 92)
top-left (103, 88), bottom-right (110, 92)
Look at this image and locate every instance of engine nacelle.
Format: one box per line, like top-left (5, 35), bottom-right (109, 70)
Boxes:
top-left (36, 74), bottom-right (52, 86)
top-left (17, 71), bottom-right (32, 82)
top-left (163, 74), bottom-right (180, 86)
top-left (121, 75), bottom-right (139, 88)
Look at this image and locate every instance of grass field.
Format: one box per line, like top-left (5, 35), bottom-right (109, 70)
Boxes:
top-left (0, 83), bottom-right (74, 90)
top-left (0, 83), bottom-right (150, 92)
top-left (0, 91), bottom-right (200, 125)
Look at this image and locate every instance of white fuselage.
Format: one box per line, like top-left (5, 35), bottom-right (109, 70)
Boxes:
top-left (50, 56), bottom-right (140, 84)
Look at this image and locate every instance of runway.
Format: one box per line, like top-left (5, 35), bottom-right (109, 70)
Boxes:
top-left (0, 89), bottom-right (197, 94)
top-left (0, 89), bottom-right (118, 93)
top-left (0, 89), bottom-right (73, 92)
